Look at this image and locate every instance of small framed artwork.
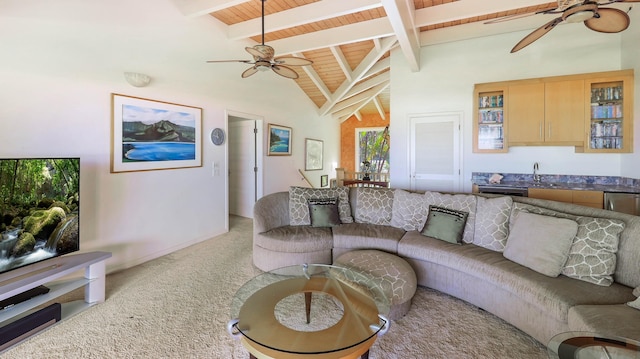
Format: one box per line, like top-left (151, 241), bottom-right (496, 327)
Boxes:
top-left (267, 124), bottom-right (292, 156)
top-left (320, 175), bottom-right (328, 188)
top-left (305, 138), bottom-right (323, 171)
top-left (111, 94), bottom-right (202, 173)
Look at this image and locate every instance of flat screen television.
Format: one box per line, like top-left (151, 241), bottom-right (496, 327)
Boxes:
top-left (0, 158), bottom-right (80, 276)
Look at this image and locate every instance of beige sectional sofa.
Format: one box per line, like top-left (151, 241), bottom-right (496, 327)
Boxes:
top-left (252, 186), bottom-right (640, 345)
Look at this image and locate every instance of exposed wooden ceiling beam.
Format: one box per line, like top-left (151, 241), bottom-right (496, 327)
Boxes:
top-left (319, 36), bottom-right (396, 116)
top-left (381, 0), bottom-right (420, 72)
top-left (267, 18), bottom-right (394, 55)
top-left (330, 46), bottom-right (352, 82)
top-left (373, 95), bottom-right (386, 120)
top-left (228, 0), bottom-right (382, 40)
top-left (173, 0), bottom-right (250, 18)
top-left (333, 82), bottom-right (390, 121)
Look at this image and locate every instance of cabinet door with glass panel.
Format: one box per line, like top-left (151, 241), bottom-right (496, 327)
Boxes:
top-left (584, 72), bottom-right (634, 153)
top-left (473, 84), bottom-right (508, 153)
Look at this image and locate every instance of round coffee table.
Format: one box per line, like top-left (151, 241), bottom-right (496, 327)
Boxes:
top-left (548, 331), bottom-right (640, 359)
top-left (227, 264), bottom-right (391, 359)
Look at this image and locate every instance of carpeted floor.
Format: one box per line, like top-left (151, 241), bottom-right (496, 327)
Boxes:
top-left (2, 216), bottom-right (548, 358)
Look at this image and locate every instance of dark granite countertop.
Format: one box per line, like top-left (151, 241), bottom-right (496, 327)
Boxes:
top-left (472, 172), bottom-right (640, 194)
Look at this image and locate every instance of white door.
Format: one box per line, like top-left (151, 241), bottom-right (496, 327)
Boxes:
top-left (228, 116), bottom-right (262, 218)
top-left (409, 112), bottom-right (462, 192)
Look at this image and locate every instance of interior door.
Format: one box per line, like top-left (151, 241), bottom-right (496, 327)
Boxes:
top-left (228, 118), bottom-right (257, 218)
top-left (409, 112), bottom-right (462, 192)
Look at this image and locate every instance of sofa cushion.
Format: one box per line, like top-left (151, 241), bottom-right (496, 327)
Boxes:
top-left (351, 187), bottom-right (394, 226)
top-left (254, 226), bottom-right (333, 252)
top-left (390, 189), bottom-right (429, 231)
top-left (503, 211), bottom-right (578, 277)
top-left (421, 206), bottom-right (468, 245)
top-left (473, 196), bottom-right (513, 252)
top-left (569, 304), bottom-right (640, 340)
top-left (332, 223), bottom-right (405, 254)
top-left (308, 198), bottom-right (341, 227)
top-left (423, 191), bottom-right (477, 244)
top-left (398, 230), bottom-right (634, 321)
top-left (289, 186), bottom-right (353, 226)
top-left (512, 202), bottom-right (624, 286)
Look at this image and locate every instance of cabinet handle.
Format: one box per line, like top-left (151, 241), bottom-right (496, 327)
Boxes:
top-left (539, 122), bottom-right (543, 140)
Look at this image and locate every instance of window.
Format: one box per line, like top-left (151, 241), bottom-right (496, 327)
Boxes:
top-left (355, 126), bottom-right (389, 173)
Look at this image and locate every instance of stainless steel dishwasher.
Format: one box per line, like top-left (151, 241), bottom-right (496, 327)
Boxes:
top-left (604, 192), bottom-right (640, 215)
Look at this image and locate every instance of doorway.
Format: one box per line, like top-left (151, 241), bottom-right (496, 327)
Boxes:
top-left (409, 112), bottom-right (463, 192)
top-left (227, 111), bottom-right (264, 219)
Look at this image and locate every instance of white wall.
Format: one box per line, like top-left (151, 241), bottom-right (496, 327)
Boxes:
top-left (390, 20), bottom-right (639, 192)
top-left (0, 0), bottom-right (339, 273)
top-left (621, 11), bottom-right (640, 179)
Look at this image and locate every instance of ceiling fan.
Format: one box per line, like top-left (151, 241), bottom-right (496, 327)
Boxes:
top-left (505, 0), bottom-right (639, 53)
top-left (207, 0), bottom-right (313, 79)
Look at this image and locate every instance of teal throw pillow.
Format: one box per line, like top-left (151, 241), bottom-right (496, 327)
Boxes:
top-left (308, 198), bottom-right (341, 227)
top-left (421, 206), bottom-right (469, 244)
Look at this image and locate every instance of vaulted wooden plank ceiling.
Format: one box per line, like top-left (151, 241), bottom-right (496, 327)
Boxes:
top-left (171, 0), bottom-right (628, 122)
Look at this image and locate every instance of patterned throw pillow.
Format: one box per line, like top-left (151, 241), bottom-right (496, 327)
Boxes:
top-left (473, 196), bottom-right (513, 252)
top-left (352, 187), bottom-right (394, 225)
top-left (390, 189), bottom-right (429, 231)
top-left (561, 216), bottom-right (625, 286)
top-left (510, 202), bottom-right (624, 286)
top-left (423, 191), bottom-right (477, 244)
top-left (289, 186), bottom-right (353, 226)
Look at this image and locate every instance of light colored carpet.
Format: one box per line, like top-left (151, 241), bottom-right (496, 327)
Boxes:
top-left (2, 216), bottom-right (548, 358)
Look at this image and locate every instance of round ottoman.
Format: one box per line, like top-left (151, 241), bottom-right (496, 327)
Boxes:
top-left (335, 249), bottom-right (417, 320)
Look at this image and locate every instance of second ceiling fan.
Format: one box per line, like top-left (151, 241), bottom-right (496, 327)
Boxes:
top-left (507, 0), bottom-right (639, 53)
top-left (207, 0), bottom-right (313, 79)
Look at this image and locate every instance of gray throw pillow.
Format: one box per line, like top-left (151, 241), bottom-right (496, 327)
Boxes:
top-left (390, 189), bottom-right (429, 231)
top-left (473, 196), bottom-right (513, 252)
top-left (504, 211), bottom-right (578, 277)
top-left (308, 198), bottom-right (341, 227)
top-left (421, 206), bottom-right (468, 245)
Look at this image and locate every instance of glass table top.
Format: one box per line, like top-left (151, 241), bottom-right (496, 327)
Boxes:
top-left (548, 332), bottom-right (640, 359)
top-left (228, 264), bottom-right (391, 355)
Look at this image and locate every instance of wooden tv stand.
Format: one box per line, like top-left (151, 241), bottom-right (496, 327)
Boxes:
top-left (0, 252), bottom-right (111, 348)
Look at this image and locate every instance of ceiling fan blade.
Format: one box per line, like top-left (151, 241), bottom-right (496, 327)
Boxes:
top-left (511, 17), bottom-right (563, 53)
top-left (206, 60), bottom-right (253, 63)
top-left (584, 7), bottom-right (630, 32)
top-left (273, 56), bottom-right (313, 66)
top-left (241, 66), bottom-right (259, 78)
top-left (272, 65), bottom-right (299, 79)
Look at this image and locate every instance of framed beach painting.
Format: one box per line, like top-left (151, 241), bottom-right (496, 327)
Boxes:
top-left (267, 124), bottom-right (292, 156)
top-left (305, 138), bottom-right (323, 171)
top-left (111, 94), bottom-right (202, 173)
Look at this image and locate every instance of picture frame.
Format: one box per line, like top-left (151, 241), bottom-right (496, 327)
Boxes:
top-left (111, 94), bottom-right (202, 173)
top-left (320, 174), bottom-right (328, 188)
top-left (305, 138), bottom-right (323, 171)
top-left (267, 124), bottom-right (292, 156)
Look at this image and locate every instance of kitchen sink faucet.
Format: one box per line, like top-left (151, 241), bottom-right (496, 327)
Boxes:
top-left (533, 162), bottom-right (541, 183)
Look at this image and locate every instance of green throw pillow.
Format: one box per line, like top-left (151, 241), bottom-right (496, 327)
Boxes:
top-left (421, 206), bottom-right (469, 244)
top-left (308, 198), bottom-right (341, 227)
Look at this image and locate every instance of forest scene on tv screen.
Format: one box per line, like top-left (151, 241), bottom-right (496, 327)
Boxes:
top-left (0, 158), bottom-right (80, 275)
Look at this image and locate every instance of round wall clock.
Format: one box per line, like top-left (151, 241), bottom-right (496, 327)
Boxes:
top-left (210, 128), bottom-right (225, 146)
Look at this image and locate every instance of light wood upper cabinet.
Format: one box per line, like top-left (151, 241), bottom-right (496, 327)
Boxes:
top-left (473, 84), bottom-right (508, 153)
top-left (544, 79), bottom-right (584, 146)
top-left (508, 80), bottom-right (584, 146)
top-left (584, 72), bottom-right (634, 153)
top-left (473, 69), bottom-right (634, 153)
top-left (508, 82), bottom-right (544, 144)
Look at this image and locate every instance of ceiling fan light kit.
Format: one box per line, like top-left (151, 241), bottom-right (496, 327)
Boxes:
top-left (507, 0), bottom-right (637, 53)
top-left (207, 0), bottom-right (312, 79)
